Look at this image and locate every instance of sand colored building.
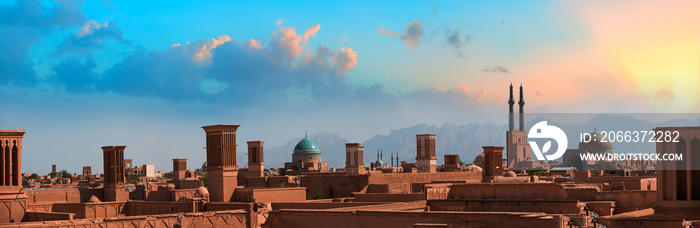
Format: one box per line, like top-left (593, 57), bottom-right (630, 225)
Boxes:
top-left (345, 143), bottom-right (365, 174)
top-left (415, 134), bottom-right (436, 173)
top-left (202, 124), bottom-right (240, 202)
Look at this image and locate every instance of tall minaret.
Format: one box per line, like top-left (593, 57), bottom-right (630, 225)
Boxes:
top-left (519, 84), bottom-right (525, 130)
top-left (390, 153), bottom-right (394, 167)
top-left (396, 153), bottom-right (399, 167)
top-left (508, 83), bottom-right (515, 130)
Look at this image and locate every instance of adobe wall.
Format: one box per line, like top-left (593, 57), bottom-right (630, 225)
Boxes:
top-left (448, 183), bottom-right (570, 200)
top-left (263, 210), bottom-right (568, 228)
top-left (270, 202), bottom-right (383, 210)
top-left (205, 202), bottom-right (254, 212)
top-left (172, 189), bottom-right (197, 201)
top-left (300, 174), bottom-right (368, 198)
top-left (427, 199), bottom-right (582, 215)
top-left (125, 201), bottom-right (185, 216)
top-left (27, 203), bottom-right (53, 212)
top-left (23, 211), bottom-right (73, 222)
top-left (12, 210), bottom-right (248, 228)
top-left (424, 183), bottom-right (452, 200)
top-left (367, 172), bottom-right (481, 185)
top-left (234, 187), bottom-right (306, 203)
top-left (353, 193), bottom-right (426, 202)
top-left (366, 183), bottom-right (412, 193)
top-left (51, 202), bottom-right (125, 219)
top-left (599, 217), bottom-right (690, 228)
top-left (24, 188), bottom-right (104, 204)
top-left (597, 190), bottom-right (656, 213)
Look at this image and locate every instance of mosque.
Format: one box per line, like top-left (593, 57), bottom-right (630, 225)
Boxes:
top-left (283, 134), bottom-right (329, 173)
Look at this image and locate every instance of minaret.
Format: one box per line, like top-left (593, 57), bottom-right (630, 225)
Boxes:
top-left (519, 84), bottom-right (525, 130)
top-left (508, 83), bottom-right (515, 131)
top-left (390, 153), bottom-right (394, 167)
top-left (396, 152), bottom-right (399, 167)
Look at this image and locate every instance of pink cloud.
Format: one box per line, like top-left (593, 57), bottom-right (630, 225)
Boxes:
top-left (193, 35), bottom-right (232, 62)
top-left (400, 20), bottom-right (424, 50)
top-left (453, 83), bottom-right (499, 103)
top-left (333, 48), bottom-right (358, 74)
top-left (272, 27), bottom-right (303, 59)
top-left (244, 39), bottom-right (262, 50)
top-left (302, 24), bottom-right (321, 42)
top-left (654, 89), bottom-right (674, 106)
top-left (377, 27), bottom-right (398, 37)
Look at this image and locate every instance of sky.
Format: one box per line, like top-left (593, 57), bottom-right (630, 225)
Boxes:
top-left (1, 0), bottom-right (698, 174)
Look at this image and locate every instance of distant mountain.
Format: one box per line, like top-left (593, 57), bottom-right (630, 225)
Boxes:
top-left (257, 114), bottom-right (700, 169)
top-left (261, 132), bottom-right (350, 168)
top-left (260, 123), bottom-right (508, 168)
top-left (361, 123), bottom-right (507, 167)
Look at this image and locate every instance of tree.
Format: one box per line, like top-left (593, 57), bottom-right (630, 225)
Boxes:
top-left (29, 173), bottom-right (40, 181)
top-left (126, 174), bottom-right (140, 184)
top-left (162, 172), bottom-right (173, 178)
top-left (199, 173), bottom-right (208, 187)
top-left (48, 172), bottom-right (58, 178)
top-left (58, 169), bottom-right (71, 179)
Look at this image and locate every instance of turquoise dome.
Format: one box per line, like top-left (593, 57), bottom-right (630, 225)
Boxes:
top-left (294, 138), bottom-right (320, 153)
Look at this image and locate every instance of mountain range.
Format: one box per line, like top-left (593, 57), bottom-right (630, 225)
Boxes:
top-left (246, 114), bottom-right (699, 169)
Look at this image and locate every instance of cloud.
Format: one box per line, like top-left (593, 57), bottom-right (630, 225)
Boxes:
top-left (405, 83), bottom-right (501, 107)
top-left (482, 65), bottom-right (509, 73)
top-left (301, 24), bottom-right (320, 42)
top-left (271, 26), bottom-right (303, 60)
top-left (56, 21), bottom-right (125, 57)
top-left (377, 27), bottom-right (398, 37)
top-left (377, 20), bottom-right (426, 50)
top-left (445, 29), bottom-right (472, 57)
top-left (654, 89), bottom-right (674, 106)
top-left (51, 58), bottom-right (98, 93)
top-left (243, 39), bottom-right (262, 50)
top-left (333, 48), bottom-right (358, 74)
top-left (275, 19), bottom-right (284, 26)
top-left (192, 35), bottom-right (232, 62)
top-left (400, 20), bottom-right (424, 49)
top-left (0, 0), bottom-right (87, 86)
top-left (446, 29), bottom-right (471, 49)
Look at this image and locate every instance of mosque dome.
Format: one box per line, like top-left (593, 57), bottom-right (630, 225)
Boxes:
top-left (294, 137), bottom-right (320, 154)
top-left (292, 136), bottom-right (322, 163)
top-left (375, 158), bottom-right (385, 168)
top-left (473, 153), bottom-right (485, 168)
top-left (578, 130), bottom-right (613, 153)
top-left (504, 171), bottom-right (517, 177)
top-left (459, 158), bottom-right (466, 166)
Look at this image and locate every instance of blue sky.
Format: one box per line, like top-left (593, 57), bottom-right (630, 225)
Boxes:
top-left (1, 0), bottom-right (697, 174)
